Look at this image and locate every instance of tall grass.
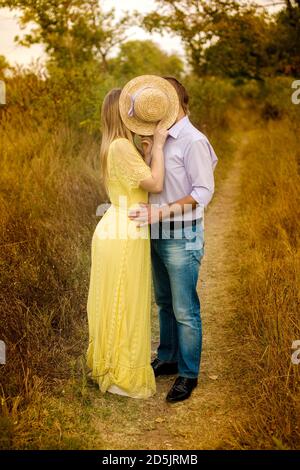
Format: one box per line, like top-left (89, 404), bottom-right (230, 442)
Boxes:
top-left (0, 74), bottom-right (107, 448)
top-left (0, 70), bottom-right (236, 448)
top-left (1, 68), bottom-right (298, 449)
top-left (232, 115), bottom-right (300, 449)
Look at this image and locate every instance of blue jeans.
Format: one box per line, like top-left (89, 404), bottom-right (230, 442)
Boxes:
top-left (151, 221), bottom-right (204, 379)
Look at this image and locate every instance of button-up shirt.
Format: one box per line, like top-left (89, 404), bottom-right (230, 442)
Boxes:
top-left (149, 116), bottom-right (218, 222)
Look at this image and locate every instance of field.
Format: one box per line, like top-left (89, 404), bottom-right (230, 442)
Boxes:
top-left (0, 71), bottom-right (299, 449)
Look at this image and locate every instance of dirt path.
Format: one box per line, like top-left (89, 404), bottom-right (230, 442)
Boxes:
top-left (89, 140), bottom-right (249, 450)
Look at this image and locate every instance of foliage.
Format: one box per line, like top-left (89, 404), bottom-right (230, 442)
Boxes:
top-left (0, 0), bottom-right (134, 71)
top-left (186, 75), bottom-right (236, 131)
top-left (109, 40), bottom-right (184, 85)
top-left (143, 0), bottom-right (240, 76)
top-left (143, 0), bottom-right (300, 78)
top-left (1, 0), bottom-right (299, 80)
top-left (203, 8), bottom-right (272, 80)
top-left (237, 76), bottom-right (300, 123)
top-left (270, 2), bottom-right (300, 75)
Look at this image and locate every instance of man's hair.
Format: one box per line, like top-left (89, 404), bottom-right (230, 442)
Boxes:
top-left (163, 76), bottom-right (189, 114)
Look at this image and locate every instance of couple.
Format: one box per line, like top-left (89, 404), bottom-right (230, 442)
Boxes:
top-left (86, 75), bottom-right (218, 403)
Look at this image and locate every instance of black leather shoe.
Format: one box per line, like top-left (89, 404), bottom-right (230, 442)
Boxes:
top-left (166, 376), bottom-right (198, 402)
top-left (151, 358), bottom-right (178, 377)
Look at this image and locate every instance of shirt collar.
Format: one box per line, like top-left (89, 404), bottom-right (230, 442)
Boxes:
top-left (168, 115), bottom-right (190, 139)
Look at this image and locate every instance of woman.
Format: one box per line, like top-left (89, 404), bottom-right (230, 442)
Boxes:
top-left (86, 89), bottom-right (166, 399)
top-left (86, 76), bottom-right (179, 399)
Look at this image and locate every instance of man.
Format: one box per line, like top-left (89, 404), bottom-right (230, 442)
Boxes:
top-left (129, 77), bottom-right (218, 402)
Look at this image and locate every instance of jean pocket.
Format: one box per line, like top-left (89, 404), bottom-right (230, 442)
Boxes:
top-left (162, 226), bottom-right (182, 239)
top-left (183, 225), bottom-right (204, 251)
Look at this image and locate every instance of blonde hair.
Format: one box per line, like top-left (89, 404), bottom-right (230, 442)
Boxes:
top-left (99, 88), bottom-right (133, 192)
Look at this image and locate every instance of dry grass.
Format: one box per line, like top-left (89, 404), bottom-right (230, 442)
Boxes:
top-left (230, 115), bottom-right (300, 449)
top-left (0, 84), bottom-right (106, 448)
top-left (0, 73), bottom-right (235, 448)
top-left (1, 72), bottom-right (299, 449)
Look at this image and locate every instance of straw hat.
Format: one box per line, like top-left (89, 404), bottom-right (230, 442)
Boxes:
top-left (119, 75), bottom-right (179, 136)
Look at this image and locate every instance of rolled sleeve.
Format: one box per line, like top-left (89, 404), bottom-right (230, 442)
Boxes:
top-left (185, 138), bottom-right (218, 208)
top-left (190, 187), bottom-right (213, 207)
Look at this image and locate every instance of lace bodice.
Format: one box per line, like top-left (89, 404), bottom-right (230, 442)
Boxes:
top-left (107, 138), bottom-right (151, 207)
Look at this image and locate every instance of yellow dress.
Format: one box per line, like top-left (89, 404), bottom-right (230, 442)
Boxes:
top-left (86, 138), bottom-right (156, 399)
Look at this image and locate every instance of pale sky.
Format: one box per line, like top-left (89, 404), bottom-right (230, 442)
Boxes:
top-left (0, 0), bottom-right (284, 67)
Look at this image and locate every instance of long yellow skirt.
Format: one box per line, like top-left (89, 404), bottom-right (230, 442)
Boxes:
top-left (86, 206), bottom-right (156, 399)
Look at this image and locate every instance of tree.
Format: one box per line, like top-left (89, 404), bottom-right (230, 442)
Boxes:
top-left (143, 0), bottom-right (240, 76)
top-left (270, 0), bottom-right (300, 75)
top-left (143, 0), bottom-right (299, 79)
top-left (203, 8), bottom-right (272, 80)
top-left (0, 0), bottom-right (133, 71)
top-left (110, 40), bottom-right (184, 84)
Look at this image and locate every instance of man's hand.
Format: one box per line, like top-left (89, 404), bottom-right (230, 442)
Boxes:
top-left (128, 203), bottom-right (161, 227)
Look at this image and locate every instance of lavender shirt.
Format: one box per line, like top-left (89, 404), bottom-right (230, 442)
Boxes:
top-left (150, 116), bottom-right (218, 222)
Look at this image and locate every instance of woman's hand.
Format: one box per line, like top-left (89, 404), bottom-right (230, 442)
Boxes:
top-left (138, 122), bottom-right (167, 194)
top-left (153, 122), bottom-right (168, 150)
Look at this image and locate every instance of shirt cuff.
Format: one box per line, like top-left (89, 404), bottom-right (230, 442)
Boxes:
top-left (191, 187), bottom-right (214, 208)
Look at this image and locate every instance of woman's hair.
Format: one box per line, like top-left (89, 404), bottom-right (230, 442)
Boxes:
top-left (99, 88), bottom-right (133, 191)
top-left (163, 76), bottom-right (189, 115)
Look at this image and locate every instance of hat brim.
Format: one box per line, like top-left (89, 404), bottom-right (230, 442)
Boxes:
top-left (119, 75), bottom-right (180, 136)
